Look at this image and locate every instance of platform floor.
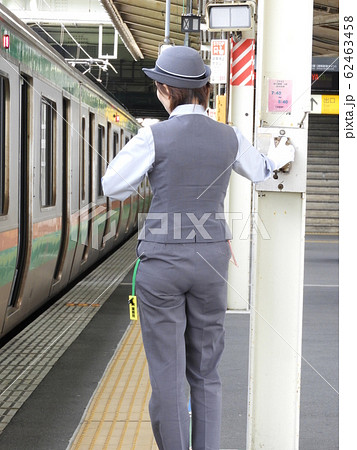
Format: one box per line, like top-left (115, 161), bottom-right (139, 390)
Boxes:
top-left (69, 320), bottom-right (158, 450)
top-left (0, 235), bottom-right (338, 450)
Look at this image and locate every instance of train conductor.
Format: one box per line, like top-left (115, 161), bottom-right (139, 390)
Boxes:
top-left (102, 46), bottom-right (294, 450)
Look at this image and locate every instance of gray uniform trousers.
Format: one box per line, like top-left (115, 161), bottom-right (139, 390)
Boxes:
top-left (136, 240), bottom-right (231, 450)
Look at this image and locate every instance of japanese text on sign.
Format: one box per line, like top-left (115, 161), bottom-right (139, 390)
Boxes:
top-left (211, 39), bottom-right (228, 84)
top-left (268, 79), bottom-right (293, 113)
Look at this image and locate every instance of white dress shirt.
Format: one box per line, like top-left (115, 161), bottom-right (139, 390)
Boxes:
top-left (102, 104), bottom-right (276, 201)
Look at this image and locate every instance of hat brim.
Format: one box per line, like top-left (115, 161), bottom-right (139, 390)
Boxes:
top-left (142, 66), bottom-right (211, 88)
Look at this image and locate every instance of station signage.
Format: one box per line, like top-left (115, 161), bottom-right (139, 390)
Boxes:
top-left (210, 39), bottom-right (228, 84)
top-left (181, 15), bottom-right (201, 33)
top-left (310, 95), bottom-right (339, 114)
top-left (206, 2), bottom-right (255, 32)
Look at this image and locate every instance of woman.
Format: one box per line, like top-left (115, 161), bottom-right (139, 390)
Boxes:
top-left (102, 46), bottom-right (293, 450)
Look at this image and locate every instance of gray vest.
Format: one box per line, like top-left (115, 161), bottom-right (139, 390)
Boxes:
top-left (139, 114), bottom-right (238, 243)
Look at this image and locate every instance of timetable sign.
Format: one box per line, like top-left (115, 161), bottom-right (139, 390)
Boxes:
top-left (268, 79), bottom-right (293, 113)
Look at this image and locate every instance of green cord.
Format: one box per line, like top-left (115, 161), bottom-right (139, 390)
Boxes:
top-left (131, 258), bottom-right (141, 297)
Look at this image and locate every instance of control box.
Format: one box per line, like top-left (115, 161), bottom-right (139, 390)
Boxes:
top-left (255, 127), bottom-right (308, 193)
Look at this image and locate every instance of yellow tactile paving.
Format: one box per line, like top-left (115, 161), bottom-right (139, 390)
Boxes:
top-left (70, 320), bottom-right (158, 450)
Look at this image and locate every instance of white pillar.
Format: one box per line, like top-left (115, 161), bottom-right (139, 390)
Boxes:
top-left (227, 85), bottom-right (253, 310)
top-left (227, 38), bottom-right (255, 310)
top-left (247, 0), bottom-right (313, 448)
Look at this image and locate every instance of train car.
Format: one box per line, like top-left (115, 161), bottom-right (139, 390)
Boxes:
top-left (0, 4), bottom-right (151, 339)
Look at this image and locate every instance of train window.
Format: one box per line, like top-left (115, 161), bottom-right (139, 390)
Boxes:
top-left (107, 121), bottom-right (111, 164)
top-left (97, 125), bottom-right (105, 197)
top-left (40, 97), bottom-right (56, 207)
top-left (125, 136), bottom-right (130, 146)
top-left (120, 129), bottom-right (124, 150)
top-left (113, 131), bottom-right (119, 157)
top-left (0, 76), bottom-right (9, 215)
top-left (81, 117), bottom-right (86, 201)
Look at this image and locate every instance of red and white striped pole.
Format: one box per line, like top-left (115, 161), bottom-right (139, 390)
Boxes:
top-left (231, 38), bottom-right (255, 87)
top-left (227, 37), bottom-right (256, 310)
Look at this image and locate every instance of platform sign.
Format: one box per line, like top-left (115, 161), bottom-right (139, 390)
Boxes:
top-left (210, 39), bottom-right (228, 84)
top-left (268, 79), bottom-right (293, 113)
top-left (310, 94), bottom-right (339, 114)
top-left (321, 95), bottom-right (339, 114)
top-left (216, 95), bottom-right (227, 123)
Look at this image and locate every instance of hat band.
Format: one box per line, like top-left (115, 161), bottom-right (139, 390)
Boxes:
top-left (155, 62), bottom-right (207, 79)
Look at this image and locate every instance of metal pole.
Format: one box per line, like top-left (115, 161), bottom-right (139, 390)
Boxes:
top-left (164, 0), bottom-right (171, 44)
top-left (184, 0), bottom-right (194, 47)
top-left (247, 0), bottom-right (313, 448)
top-left (225, 35), bottom-right (231, 124)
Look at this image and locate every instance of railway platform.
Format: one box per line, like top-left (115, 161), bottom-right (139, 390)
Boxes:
top-left (0, 234), bottom-right (338, 450)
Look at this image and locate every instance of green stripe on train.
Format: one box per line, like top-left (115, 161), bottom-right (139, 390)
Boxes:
top-left (0, 205), bottom-right (131, 288)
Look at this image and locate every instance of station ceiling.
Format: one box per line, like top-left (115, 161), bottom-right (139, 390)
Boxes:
top-left (104, 0), bottom-right (339, 60)
top-left (4, 0), bottom-right (339, 119)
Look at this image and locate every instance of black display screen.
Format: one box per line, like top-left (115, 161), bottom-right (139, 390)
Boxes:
top-left (311, 72), bottom-right (339, 92)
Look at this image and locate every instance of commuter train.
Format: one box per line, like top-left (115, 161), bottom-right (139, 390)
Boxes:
top-left (0, 5), bottom-right (150, 339)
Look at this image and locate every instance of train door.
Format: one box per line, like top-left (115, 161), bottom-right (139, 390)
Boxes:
top-left (114, 129), bottom-right (130, 241)
top-left (143, 176), bottom-right (152, 213)
top-left (81, 111), bottom-right (94, 264)
top-left (7, 74), bottom-right (32, 315)
top-left (51, 96), bottom-right (80, 296)
top-left (52, 97), bottom-right (70, 284)
top-left (111, 129), bottom-right (122, 243)
top-left (0, 69), bottom-right (18, 333)
top-left (137, 174), bottom-right (146, 219)
top-left (125, 133), bottom-right (140, 234)
top-left (68, 108), bottom-right (87, 280)
top-left (0, 76), bottom-right (7, 217)
top-left (89, 119), bottom-right (108, 259)
top-left (101, 121), bottom-right (115, 254)
top-left (14, 75), bottom-right (63, 318)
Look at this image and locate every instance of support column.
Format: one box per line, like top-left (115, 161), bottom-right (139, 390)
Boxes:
top-left (227, 38), bottom-right (255, 310)
top-left (247, 0), bottom-right (313, 448)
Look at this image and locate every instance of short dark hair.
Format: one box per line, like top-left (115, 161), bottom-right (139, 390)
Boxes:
top-left (156, 82), bottom-right (211, 111)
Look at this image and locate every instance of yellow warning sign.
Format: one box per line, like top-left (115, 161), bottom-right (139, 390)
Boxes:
top-left (321, 95), bottom-right (339, 114)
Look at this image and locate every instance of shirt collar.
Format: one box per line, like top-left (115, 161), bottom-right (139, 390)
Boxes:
top-left (169, 104), bottom-right (207, 118)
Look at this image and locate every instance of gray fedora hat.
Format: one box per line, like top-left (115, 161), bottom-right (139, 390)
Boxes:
top-left (142, 46), bottom-right (211, 88)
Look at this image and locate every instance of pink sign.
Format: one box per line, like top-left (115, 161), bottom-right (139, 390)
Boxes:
top-left (268, 79), bottom-right (292, 113)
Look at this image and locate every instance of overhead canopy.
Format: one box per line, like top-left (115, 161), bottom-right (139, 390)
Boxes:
top-left (4, 0), bottom-right (339, 118)
top-left (100, 0), bottom-right (338, 60)
top-left (105, 0), bottom-right (202, 60)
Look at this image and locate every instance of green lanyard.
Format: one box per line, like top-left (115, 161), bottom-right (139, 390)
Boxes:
top-left (128, 258), bottom-right (140, 320)
top-left (131, 258), bottom-right (140, 296)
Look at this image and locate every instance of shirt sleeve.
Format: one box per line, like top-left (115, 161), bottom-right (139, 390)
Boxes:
top-left (102, 126), bottom-right (155, 201)
top-left (231, 127), bottom-right (276, 182)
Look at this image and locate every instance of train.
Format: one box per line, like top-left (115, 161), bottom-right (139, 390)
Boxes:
top-left (0, 4), bottom-right (151, 339)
